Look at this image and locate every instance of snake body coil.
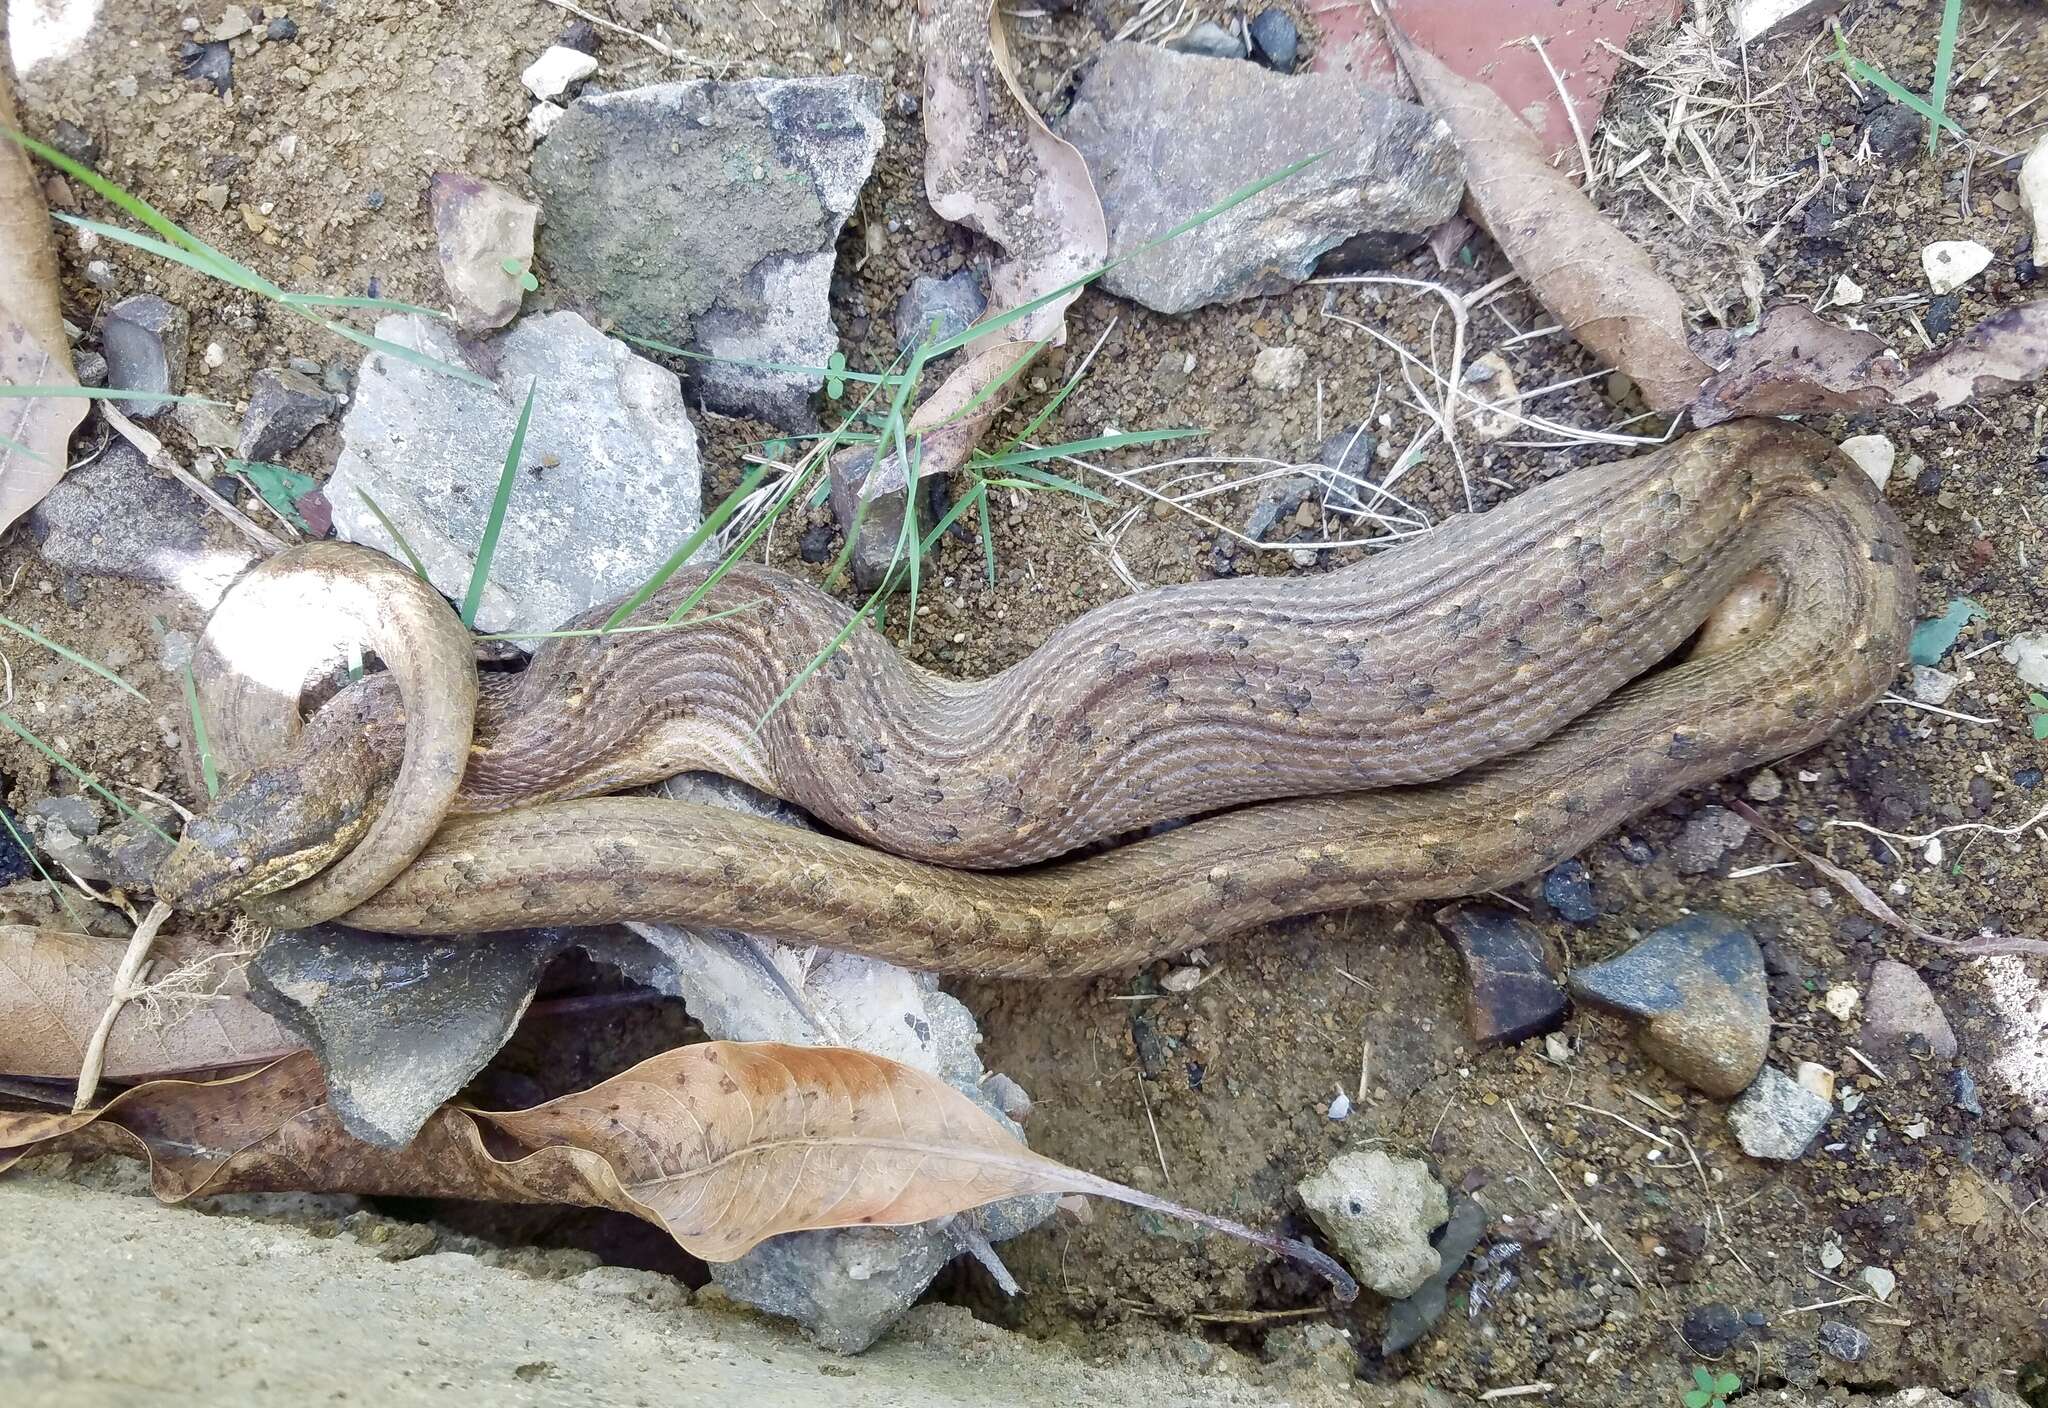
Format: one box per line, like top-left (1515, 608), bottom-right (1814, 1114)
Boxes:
top-left (157, 421), bottom-right (1914, 976)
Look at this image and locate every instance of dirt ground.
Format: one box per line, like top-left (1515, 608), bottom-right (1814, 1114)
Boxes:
top-left (6, 0), bottom-right (2048, 1401)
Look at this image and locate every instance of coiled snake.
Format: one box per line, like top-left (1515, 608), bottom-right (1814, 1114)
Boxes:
top-left (154, 420), bottom-right (1914, 977)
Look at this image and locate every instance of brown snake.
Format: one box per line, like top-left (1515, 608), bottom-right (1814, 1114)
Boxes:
top-left (154, 421), bottom-right (1914, 977)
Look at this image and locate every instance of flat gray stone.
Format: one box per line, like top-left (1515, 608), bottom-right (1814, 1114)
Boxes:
top-left (1296, 1150), bottom-right (1448, 1299)
top-left (1673, 803), bottom-right (1752, 874)
top-left (532, 77), bottom-right (885, 429)
top-left (101, 294), bottom-right (189, 419)
top-left (25, 440), bottom-right (255, 606)
top-left (1382, 1194), bottom-right (1486, 1355)
top-left (1728, 1065), bottom-right (1832, 1161)
top-left (1570, 913), bottom-right (1769, 1097)
top-left (1166, 21), bottom-right (1246, 59)
top-left (247, 925), bottom-right (573, 1147)
top-left (1057, 44), bottom-right (1460, 314)
top-left (238, 367), bottom-right (338, 462)
top-left (1863, 959), bottom-right (1958, 1060)
top-left (894, 271), bottom-right (987, 354)
top-left (324, 311), bottom-right (702, 639)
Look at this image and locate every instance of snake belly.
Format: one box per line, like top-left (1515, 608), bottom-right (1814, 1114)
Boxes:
top-left (180, 421), bottom-right (1913, 973)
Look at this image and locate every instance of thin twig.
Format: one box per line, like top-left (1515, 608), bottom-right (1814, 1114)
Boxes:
top-left (102, 406), bottom-right (285, 555)
top-left (1134, 1068), bottom-right (1170, 1188)
top-left (71, 899), bottom-right (174, 1112)
top-left (1528, 33), bottom-right (1596, 195)
top-left (1507, 1099), bottom-right (1648, 1294)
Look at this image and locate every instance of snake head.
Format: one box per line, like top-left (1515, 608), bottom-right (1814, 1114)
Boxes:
top-left (154, 757), bottom-right (389, 912)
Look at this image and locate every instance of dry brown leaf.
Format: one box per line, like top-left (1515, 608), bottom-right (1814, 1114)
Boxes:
top-left (1384, 19), bottom-right (1712, 413)
top-left (0, 1041), bottom-right (1357, 1294)
top-left (0, 926), bottom-right (298, 1082)
top-left (1693, 300), bottom-right (2048, 425)
top-left (841, 0), bottom-right (1108, 513)
top-left (0, 26), bottom-right (88, 529)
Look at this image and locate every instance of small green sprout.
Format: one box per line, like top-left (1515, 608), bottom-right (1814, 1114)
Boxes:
top-left (1683, 1366), bottom-right (1740, 1408)
top-left (500, 256), bottom-right (540, 292)
top-left (2027, 692), bottom-right (2048, 742)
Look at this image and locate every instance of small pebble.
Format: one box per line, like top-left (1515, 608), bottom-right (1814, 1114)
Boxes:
top-left (1818, 1319), bottom-right (1871, 1363)
top-left (1160, 965), bottom-right (1203, 993)
top-left (1327, 1091), bottom-right (1351, 1121)
top-left (1745, 769), bottom-right (1784, 803)
top-left (1541, 859), bottom-right (1597, 925)
top-left (266, 14), bottom-right (298, 41)
top-left (1247, 8), bottom-right (1299, 70)
top-left (1250, 344), bottom-right (1305, 391)
top-left (1909, 665), bottom-right (1960, 705)
top-left (1822, 984), bottom-right (1860, 1021)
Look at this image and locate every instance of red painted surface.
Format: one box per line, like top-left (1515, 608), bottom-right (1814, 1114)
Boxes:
top-left (1308, 0), bottom-right (1685, 163)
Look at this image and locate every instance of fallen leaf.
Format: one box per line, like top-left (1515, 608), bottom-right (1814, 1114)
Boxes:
top-left (832, 0), bottom-right (1109, 557)
top-left (1696, 298), bottom-right (2048, 423)
top-left (0, 1041), bottom-right (1357, 1296)
top-left (1689, 303), bottom-right (1900, 425)
top-left (1384, 19), bottom-right (1713, 412)
top-left (1907, 597), bottom-right (1983, 667)
top-left (0, 46), bottom-right (89, 529)
top-left (0, 925), bottom-right (297, 1082)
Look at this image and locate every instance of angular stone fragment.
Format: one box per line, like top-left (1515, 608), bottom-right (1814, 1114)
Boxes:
top-left (1569, 913), bottom-right (1769, 1097)
top-left (428, 173), bottom-right (539, 335)
top-left (1435, 905), bottom-right (1567, 1048)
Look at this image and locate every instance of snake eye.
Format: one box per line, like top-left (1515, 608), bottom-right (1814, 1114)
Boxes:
top-left (231, 856), bottom-right (253, 875)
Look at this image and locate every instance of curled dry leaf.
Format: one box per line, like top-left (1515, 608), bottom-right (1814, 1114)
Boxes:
top-left (1694, 300), bottom-right (2048, 424)
top-left (0, 1040), bottom-right (1358, 1296)
top-left (1384, 19), bottom-right (1713, 413)
top-left (0, 925), bottom-right (298, 1082)
top-left (0, 38), bottom-right (89, 528)
top-left (836, 0), bottom-right (1108, 517)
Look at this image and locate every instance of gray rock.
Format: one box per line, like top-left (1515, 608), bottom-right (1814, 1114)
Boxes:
top-left (1057, 44), bottom-right (1460, 314)
top-left (1247, 8), bottom-right (1298, 71)
top-left (101, 294), bottom-right (189, 419)
top-left (1673, 804), bottom-right (1751, 874)
top-left (1435, 905), bottom-right (1566, 1048)
top-left (26, 795), bottom-right (101, 838)
top-left (1167, 21), bottom-right (1246, 59)
top-left (1296, 1150), bottom-right (1449, 1298)
top-left (25, 441), bottom-right (255, 606)
top-left (238, 368), bottom-right (338, 462)
top-left (247, 925), bottom-right (573, 1146)
top-left (1245, 475), bottom-right (1315, 540)
top-left (1381, 1195), bottom-right (1486, 1354)
top-left (177, 39), bottom-right (232, 94)
top-left (1728, 1065), bottom-right (1832, 1161)
top-left (1862, 959), bottom-right (1958, 1061)
top-left (83, 806), bottom-right (180, 890)
top-left (173, 398), bottom-right (241, 451)
top-left (1818, 1318), bottom-right (1872, 1363)
top-left (49, 118), bottom-right (100, 169)
top-left (1570, 913), bottom-right (1769, 1097)
top-left (266, 14), bottom-right (298, 41)
top-left (428, 172), bottom-right (538, 335)
top-left (1950, 1066), bottom-right (1983, 1116)
top-left (894, 271), bottom-right (987, 354)
top-left (1541, 859), bottom-right (1597, 924)
top-left (324, 311), bottom-right (702, 639)
top-left (532, 77), bottom-right (885, 429)
top-left (608, 771), bottom-right (1052, 1353)
top-left (72, 350), bottom-right (107, 388)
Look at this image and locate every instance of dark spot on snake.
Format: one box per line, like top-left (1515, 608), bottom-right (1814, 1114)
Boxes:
top-left (1573, 536), bottom-right (1604, 562)
top-left (1025, 712), bottom-right (1055, 746)
top-left (1103, 906), bottom-right (1135, 936)
top-left (1426, 841), bottom-right (1460, 868)
top-left (1227, 671), bottom-right (1254, 699)
top-left (1807, 460), bottom-right (1839, 485)
top-left (1003, 805), bottom-right (1024, 826)
top-left (1210, 624), bottom-right (1250, 650)
top-left (718, 855), bottom-right (745, 885)
top-left (1561, 794), bottom-right (1587, 816)
top-left (1501, 636), bottom-right (1535, 665)
top-left (1653, 489), bottom-right (1683, 513)
top-left (1650, 550), bottom-right (1682, 574)
top-left (1442, 602), bottom-right (1488, 639)
top-left (857, 741), bottom-right (888, 773)
top-left (1330, 642), bottom-right (1362, 671)
top-left (1870, 541), bottom-right (1897, 564)
top-left (903, 1013), bottom-right (931, 1043)
top-left (452, 857), bottom-right (488, 886)
top-left (1070, 722), bottom-right (1094, 747)
top-left (595, 840), bottom-right (640, 871)
top-left (1276, 684), bottom-right (1312, 716)
top-left (1147, 673), bottom-right (1172, 700)
top-left (1022, 912), bottom-right (1049, 945)
top-left (1405, 679), bottom-right (1436, 708)
top-left (1103, 642), bottom-right (1138, 672)
top-left (931, 824), bottom-right (961, 845)
top-left (1792, 692), bottom-right (1818, 720)
top-left (822, 654), bottom-right (850, 682)
top-left (1667, 733), bottom-right (1701, 760)
top-left (921, 786), bottom-right (944, 804)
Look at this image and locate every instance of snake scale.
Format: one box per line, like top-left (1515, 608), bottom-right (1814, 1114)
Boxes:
top-left (153, 421), bottom-right (1914, 977)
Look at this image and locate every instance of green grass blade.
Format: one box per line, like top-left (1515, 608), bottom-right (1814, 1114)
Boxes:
top-left (0, 432), bottom-right (49, 466)
top-left (1927, 0), bottom-right (1962, 154)
top-left (751, 592), bottom-right (886, 734)
top-left (980, 427), bottom-right (1202, 469)
top-left (980, 464), bottom-right (1109, 501)
top-left (622, 334), bottom-right (900, 387)
top-left (180, 663), bottom-right (219, 799)
top-left (53, 214), bottom-right (276, 298)
top-left (0, 804), bottom-right (87, 927)
top-left (462, 379), bottom-right (535, 627)
top-left (899, 446), bottom-right (923, 643)
top-left (0, 385), bottom-right (224, 405)
top-left (0, 614), bottom-right (144, 700)
top-left (352, 489), bottom-right (431, 580)
top-left (0, 710), bottom-right (173, 842)
top-left (600, 460), bottom-right (773, 631)
top-left (278, 293), bottom-right (450, 318)
top-left (1834, 35), bottom-right (1966, 137)
top-left (974, 483), bottom-right (997, 585)
top-left (318, 318), bottom-right (492, 388)
top-left (921, 154), bottom-right (1324, 359)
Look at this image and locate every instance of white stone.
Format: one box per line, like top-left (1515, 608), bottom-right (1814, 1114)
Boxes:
top-left (1922, 239), bottom-right (1993, 295)
top-left (526, 100), bottom-right (566, 140)
top-left (1296, 1150), bottom-right (1449, 1298)
top-left (1861, 1265), bottom-right (1897, 1302)
top-left (520, 45), bottom-right (598, 101)
top-left (1251, 345), bottom-right (1306, 392)
top-left (1823, 984), bottom-right (1860, 1021)
top-left (1463, 350), bottom-right (1519, 441)
top-left (1910, 665), bottom-right (1960, 705)
top-left (2021, 132), bottom-right (2048, 255)
top-left (1731, 0), bottom-right (1834, 44)
top-left (1830, 272), bottom-right (1865, 306)
top-left (1839, 433), bottom-right (1895, 490)
top-left (2001, 631), bottom-right (2048, 690)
